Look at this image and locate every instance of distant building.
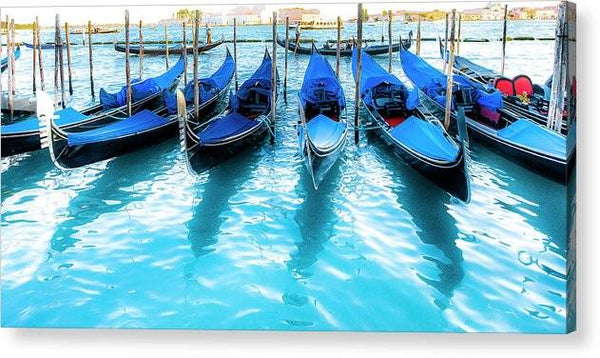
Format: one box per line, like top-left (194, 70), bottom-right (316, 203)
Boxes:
top-left (535, 6), bottom-right (558, 20)
top-left (278, 8), bottom-right (320, 24)
top-left (202, 12), bottom-right (227, 26)
top-left (227, 5), bottom-right (264, 25)
top-left (481, 3), bottom-right (505, 21)
top-left (461, 8), bottom-right (483, 21)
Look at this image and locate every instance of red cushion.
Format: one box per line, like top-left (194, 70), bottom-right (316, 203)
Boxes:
top-left (513, 75), bottom-right (534, 97)
top-left (494, 77), bottom-right (515, 96)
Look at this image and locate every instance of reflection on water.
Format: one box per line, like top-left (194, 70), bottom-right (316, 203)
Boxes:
top-left (1, 19), bottom-right (570, 332)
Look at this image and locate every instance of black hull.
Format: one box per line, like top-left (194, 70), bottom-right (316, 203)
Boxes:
top-left (418, 92), bottom-right (571, 184)
top-left (187, 124), bottom-right (269, 174)
top-left (365, 106), bottom-right (470, 202)
top-left (114, 39), bottom-right (224, 55)
top-left (2, 91), bottom-right (166, 158)
top-left (277, 36), bottom-right (411, 56)
top-left (50, 118), bottom-right (177, 169)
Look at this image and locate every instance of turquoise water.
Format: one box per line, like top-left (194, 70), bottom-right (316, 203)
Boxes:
top-left (1, 20), bottom-right (571, 332)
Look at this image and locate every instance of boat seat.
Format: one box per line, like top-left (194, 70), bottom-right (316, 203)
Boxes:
top-left (513, 75), bottom-right (534, 97)
top-left (494, 77), bottom-right (515, 96)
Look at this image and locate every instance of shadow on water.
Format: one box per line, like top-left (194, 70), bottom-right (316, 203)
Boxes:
top-left (49, 140), bottom-right (177, 253)
top-left (287, 157), bottom-right (343, 279)
top-left (1, 151), bottom-right (56, 202)
top-left (368, 134), bottom-right (464, 309)
top-left (186, 148), bottom-right (260, 258)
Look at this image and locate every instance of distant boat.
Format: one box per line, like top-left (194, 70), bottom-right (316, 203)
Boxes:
top-left (70, 26), bottom-right (120, 35)
top-left (299, 20), bottom-right (343, 30)
top-left (277, 31), bottom-right (412, 57)
top-left (114, 36), bottom-right (224, 55)
top-left (23, 42), bottom-right (56, 50)
top-left (297, 46), bottom-right (348, 189)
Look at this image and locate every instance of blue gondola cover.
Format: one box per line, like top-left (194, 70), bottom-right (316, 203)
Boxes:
top-left (1, 107), bottom-right (89, 135)
top-left (67, 109), bottom-right (167, 146)
top-left (164, 50), bottom-right (235, 114)
top-left (230, 50), bottom-right (278, 111)
top-left (300, 51), bottom-right (345, 109)
top-left (391, 116), bottom-right (459, 161)
top-left (306, 114), bottom-right (346, 151)
top-left (352, 48), bottom-right (418, 110)
top-left (99, 56), bottom-right (185, 110)
top-left (497, 118), bottom-right (566, 158)
top-left (198, 111), bottom-right (260, 144)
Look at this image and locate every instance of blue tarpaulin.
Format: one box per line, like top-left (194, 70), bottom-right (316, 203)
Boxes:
top-left (1, 107), bottom-right (90, 135)
top-left (497, 118), bottom-right (566, 158)
top-left (391, 116), bottom-right (459, 162)
top-left (352, 48), bottom-right (418, 110)
top-left (198, 111), bottom-right (260, 144)
top-left (164, 49), bottom-right (235, 114)
top-left (67, 109), bottom-right (167, 146)
top-left (230, 50), bottom-right (278, 112)
top-left (299, 50), bottom-right (345, 109)
top-left (306, 114), bottom-right (346, 151)
top-left (400, 48), bottom-right (502, 111)
top-left (99, 55), bottom-right (185, 110)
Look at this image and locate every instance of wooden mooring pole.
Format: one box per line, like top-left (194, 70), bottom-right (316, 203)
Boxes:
top-left (284, 16), bottom-right (289, 101)
top-left (388, 10), bottom-right (392, 73)
top-left (37, 17), bottom-right (45, 91)
top-left (87, 20), bottom-right (94, 98)
top-left (32, 20), bottom-right (37, 93)
top-left (444, 10), bottom-right (457, 130)
top-left (233, 18), bottom-right (238, 90)
top-left (7, 18), bottom-right (14, 119)
top-left (457, 14), bottom-right (462, 55)
top-left (65, 22), bottom-right (73, 96)
top-left (443, 13), bottom-right (449, 73)
top-left (548, 1), bottom-right (572, 133)
top-left (165, 23), bottom-right (169, 69)
top-left (336, 16), bottom-right (341, 77)
top-left (125, 10), bottom-right (132, 116)
top-left (193, 10), bottom-right (199, 120)
top-left (354, 3), bottom-right (363, 144)
top-left (416, 15), bottom-right (422, 56)
top-left (271, 11), bottom-right (277, 144)
top-left (501, 4), bottom-right (508, 75)
top-left (182, 21), bottom-right (187, 85)
top-left (0, 11), bottom-right (3, 104)
top-left (139, 20), bottom-right (144, 79)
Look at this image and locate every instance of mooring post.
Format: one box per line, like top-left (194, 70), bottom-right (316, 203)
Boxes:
top-left (548, 1), bottom-right (572, 133)
top-left (88, 20), bottom-right (94, 98)
top-left (165, 23), bottom-right (169, 69)
top-left (7, 18), bottom-right (14, 119)
top-left (138, 20), bottom-right (144, 79)
top-left (65, 22), bottom-right (73, 96)
top-left (501, 4), bottom-right (508, 75)
top-left (457, 14), bottom-right (462, 55)
top-left (354, 3), bottom-right (363, 144)
top-left (271, 11), bottom-right (277, 144)
top-left (416, 15), bottom-right (422, 55)
top-left (37, 17), bottom-right (45, 91)
top-left (57, 16), bottom-right (66, 107)
top-left (33, 20), bottom-right (37, 93)
top-left (444, 10), bottom-right (457, 130)
top-left (193, 10), bottom-right (199, 120)
top-left (0, 11), bottom-right (3, 104)
top-left (182, 21), bottom-right (187, 85)
top-left (284, 16), bottom-right (289, 101)
top-left (388, 10), bottom-right (392, 72)
top-left (233, 18), bottom-right (238, 91)
top-left (443, 13), bottom-right (449, 73)
top-left (125, 10), bottom-right (132, 116)
top-left (336, 16), bottom-right (341, 77)
top-left (381, 12), bottom-right (385, 43)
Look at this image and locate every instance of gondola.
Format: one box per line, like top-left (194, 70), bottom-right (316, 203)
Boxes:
top-left (353, 48), bottom-right (469, 202)
top-left (42, 50), bottom-right (234, 169)
top-left (297, 45), bottom-right (348, 190)
top-left (1, 46), bottom-right (20, 72)
top-left (179, 49), bottom-right (278, 174)
top-left (23, 42), bottom-right (56, 50)
top-left (439, 39), bottom-right (570, 134)
top-left (400, 44), bottom-right (574, 183)
top-left (2, 56), bottom-right (185, 158)
top-left (114, 36), bottom-right (224, 55)
top-left (277, 31), bottom-right (412, 57)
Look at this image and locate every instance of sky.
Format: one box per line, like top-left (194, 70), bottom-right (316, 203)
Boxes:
top-left (1, 0), bottom-right (559, 26)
